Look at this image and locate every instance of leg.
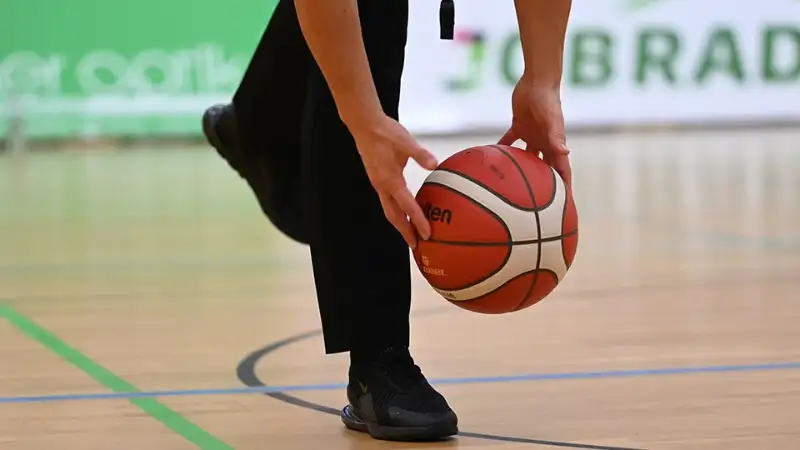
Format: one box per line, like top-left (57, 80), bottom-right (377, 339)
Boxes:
top-left (303, 16), bottom-right (411, 353)
top-left (301, 0), bottom-right (457, 441)
top-left (203, 0), bottom-right (310, 243)
top-left (303, 5), bottom-right (411, 356)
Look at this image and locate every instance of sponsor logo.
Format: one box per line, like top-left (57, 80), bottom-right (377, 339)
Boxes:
top-left (445, 2), bottom-right (799, 92)
top-left (422, 202), bottom-right (453, 225)
top-left (420, 254), bottom-right (447, 277)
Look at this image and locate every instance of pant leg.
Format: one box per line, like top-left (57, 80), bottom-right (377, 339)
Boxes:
top-left (303, 0), bottom-right (411, 354)
top-left (233, 0), bottom-right (310, 217)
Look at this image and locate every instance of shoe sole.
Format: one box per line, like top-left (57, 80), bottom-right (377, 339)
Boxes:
top-left (341, 404), bottom-right (458, 442)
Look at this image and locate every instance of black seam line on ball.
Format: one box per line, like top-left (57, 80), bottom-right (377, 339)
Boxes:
top-left (561, 180), bottom-right (577, 270)
top-left (450, 269), bottom-right (543, 304)
top-left (432, 166), bottom-right (539, 212)
top-left (425, 229), bottom-right (578, 247)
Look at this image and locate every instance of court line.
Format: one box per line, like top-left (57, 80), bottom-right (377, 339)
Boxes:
top-left (3, 359), bottom-right (799, 404)
top-left (0, 305), bottom-right (234, 450)
top-left (237, 329), bottom-right (647, 450)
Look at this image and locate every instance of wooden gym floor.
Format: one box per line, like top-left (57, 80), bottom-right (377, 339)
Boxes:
top-left (1, 127), bottom-right (799, 450)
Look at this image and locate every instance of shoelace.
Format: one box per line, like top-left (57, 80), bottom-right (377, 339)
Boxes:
top-left (379, 346), bottom-right (425, 389)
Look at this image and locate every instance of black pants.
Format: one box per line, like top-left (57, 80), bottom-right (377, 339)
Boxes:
top-left (233, 0), bottom-right (411, 354)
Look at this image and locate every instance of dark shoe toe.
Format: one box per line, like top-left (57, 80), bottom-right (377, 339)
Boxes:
top-left (386, 406), bottom-right (458, 429)
top-left (201, 104), bottom-right (228, 150)
top-left (202, 103), bottom-right (310, 244)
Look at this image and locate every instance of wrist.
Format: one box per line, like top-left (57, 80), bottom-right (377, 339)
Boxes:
top-left (338, 98), bottom-right (385, 135)
top-left (520, 69), bottom-right (562, 90)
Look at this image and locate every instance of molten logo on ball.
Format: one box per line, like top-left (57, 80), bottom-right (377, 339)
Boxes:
top-left (422, 202), bottom-right (453, 225)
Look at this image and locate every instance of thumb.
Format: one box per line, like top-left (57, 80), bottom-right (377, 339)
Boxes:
top-left (497, 127), bottom-right (518, 146)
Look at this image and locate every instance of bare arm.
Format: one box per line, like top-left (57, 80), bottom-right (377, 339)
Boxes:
top-left (293, 0), bottom-right (438, 247)
top-left (294, 0), bottom-right (383, 129)
top-left (512, 0), bottom-right (573, 87)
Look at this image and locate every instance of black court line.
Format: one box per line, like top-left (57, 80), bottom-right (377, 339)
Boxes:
top-left (235, 315), bottom-right (647, 450)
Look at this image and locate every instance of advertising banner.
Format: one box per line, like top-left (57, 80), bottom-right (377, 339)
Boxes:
top-left (1, 0), bottom-right (798, 139)
top-left (0, 0), bottom-right (277, 139)
top-left (401, 0), bottom-right (800, 133)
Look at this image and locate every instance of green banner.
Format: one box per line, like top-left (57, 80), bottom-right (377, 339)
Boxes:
top-left (0, 0), bottom-right (278, 139)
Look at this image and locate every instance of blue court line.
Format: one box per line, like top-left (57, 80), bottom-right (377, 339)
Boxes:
top-left (2, 360), bottom-right (799, 405)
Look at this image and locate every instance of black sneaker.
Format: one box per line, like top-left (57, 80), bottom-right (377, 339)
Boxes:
top-left (201, 103), bottom-right (308, 244)
top-left (341, 346), bottom-right (458, 441)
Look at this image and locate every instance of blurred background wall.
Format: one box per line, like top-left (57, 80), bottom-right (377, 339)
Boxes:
top-left (1, 0), bottom-right (798, 147)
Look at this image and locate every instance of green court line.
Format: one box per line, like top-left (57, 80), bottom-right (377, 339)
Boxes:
top-left (0, 304), bottom-right (233, 450)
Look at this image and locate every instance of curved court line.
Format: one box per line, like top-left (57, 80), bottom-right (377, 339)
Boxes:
top-left (235, 328), bottom-right (648, 450)
top-left (3, 359), bottom-right (800, 405)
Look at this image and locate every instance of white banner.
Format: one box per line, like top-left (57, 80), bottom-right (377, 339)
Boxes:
top-left (400, 0), bottom-right (800, 133)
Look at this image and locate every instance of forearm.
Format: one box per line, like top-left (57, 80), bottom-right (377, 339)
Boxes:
top-left (512, 0), bottom-right (572, 87)
top-left (294, 0), bottom-right (383, 128)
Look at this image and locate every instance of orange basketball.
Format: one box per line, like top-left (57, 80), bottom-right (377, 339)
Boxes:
top-left (412, 145), bottom-right (578, 314)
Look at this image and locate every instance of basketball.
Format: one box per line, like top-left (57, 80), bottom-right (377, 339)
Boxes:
top-left (412, 144), bottom-right (578, 314)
